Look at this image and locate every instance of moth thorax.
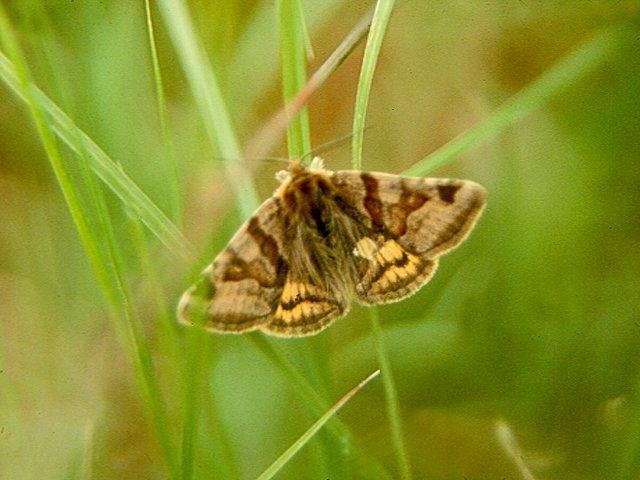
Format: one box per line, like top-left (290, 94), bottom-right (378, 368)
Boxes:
top-left (280, 174), bottom-right (335, 239)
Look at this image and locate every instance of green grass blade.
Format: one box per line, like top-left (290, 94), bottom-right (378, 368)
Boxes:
top-left (369, 309), bottom-right (412, 480)
top-left (230, 0), bottom-right (344, 130)
top-left (154, 1), bottom-right (259, 474)
top-left (296, 0), bottom-right (315, 62)
top-left (0, 22), bottom-right (116, 307)
top-left (155, 0), bottom-right (260, 217)
top-left (0, 8), bottom-right (181, 480)
top-left (403, 24), bottom-right (625, 177)
top-left (278, 0), bottom-right (312, 159)
top-left (277, 3), bottom-right (343, 475)
top-left (351, 0), bottom-right (396, 169)
top-left (126, 211), bottom-right (178, 352)
top-left (116, 288), bottom-right (181, 480)
top-left (144, 0), bottom-right (182, 224)
top-left (243, 5), bottom-right (374, 163)
top-left (256, 369), bottom-right (381, 480)
top-left (249, 335), bottom-right (394, 480)
top-left (179, 310), bottom-right (211, 480)
top-left (349, 1), bottom-right (412, 477)
top-left (0, 51), bottom-right (190, 258)
top-left (80, 421), bottom-right (94, 480)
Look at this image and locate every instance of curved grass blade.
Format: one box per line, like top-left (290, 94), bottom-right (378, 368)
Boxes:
top-left (256, 369), bottom-right (381, 480)
top-left (403, 24), bottom-right (627, 177)
top-left (278, 0), bottom-right (312, 159)
top-left (155, 0), bottom-right (260, 218)
top-left (244, 4), bottom-right (374, 162)
top-left (144, 0), bottom-right (182, 224)
top-left (154, 1), bottom-right (263, 475)
top-left (351, 0), bottom-right (396, 170)
top-left (350, 1), bottom-right (413, 478)
top-left (0, 51), bottom-right (190, 259)
top-left (0, 8), bottom-right (181, 480)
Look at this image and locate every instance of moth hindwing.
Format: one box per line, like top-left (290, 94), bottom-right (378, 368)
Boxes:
top-left (178, 157), bottom-right (486, 337)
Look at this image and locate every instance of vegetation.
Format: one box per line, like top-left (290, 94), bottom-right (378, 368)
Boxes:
top-left (0, 1), bottom-right (639, 479)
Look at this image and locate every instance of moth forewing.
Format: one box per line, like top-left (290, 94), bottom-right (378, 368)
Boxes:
top-left (177, 158), bottom-right (487, 337)
top-left (177, 197), bottom-right (286, 334)
top-left (327, 172), bottom-right (486, 306)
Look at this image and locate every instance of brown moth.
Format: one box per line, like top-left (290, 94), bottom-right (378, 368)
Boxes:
top-left (177, 157), bottom-right (486, 337)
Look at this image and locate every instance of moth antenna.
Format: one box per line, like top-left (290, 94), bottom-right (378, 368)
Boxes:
top-left (299, 124), bottom-right (376, 163)
top-left (258, 157), bottom-right (291, 166)
top-left (211, 156), bottom-right (290, 166)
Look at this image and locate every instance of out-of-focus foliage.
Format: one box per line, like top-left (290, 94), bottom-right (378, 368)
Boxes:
top-left (1, 1), bottom-right (639, 479)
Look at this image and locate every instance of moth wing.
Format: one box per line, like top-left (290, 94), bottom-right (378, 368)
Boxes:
top-left (260, 276), bottom-right (349, 337)
top-left (177, 197), bottom-right (287, 333)
top-left (330, 171), bottom-right (486, 304)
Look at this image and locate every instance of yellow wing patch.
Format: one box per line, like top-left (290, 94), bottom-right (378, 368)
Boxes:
top-left (262, 280), bottom-right (347, 336)
top-left (356, 238), bottom-right (437, 305)
top-left (273, 282), bottom-right (335, 324)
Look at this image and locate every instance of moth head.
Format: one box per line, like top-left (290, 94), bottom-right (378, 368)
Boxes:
top-left (275, 158), bottom-right (304, 184)
top-left (308, 156), bottom-right (326, 172)
top-left (275, 157), bottom-right (332, 185)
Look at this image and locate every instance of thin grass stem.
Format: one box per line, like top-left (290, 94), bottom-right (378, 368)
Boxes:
top-left (278, 0), bottom-right (312, 159)
top-left (351, 0), bottom-right (396, 169)
top-left (368, 309), bottom-right (413, 479)
top-left (349, 1), bottom-right (412, 477)
top-left (155, 0), bottom-right (260, 218)
top-left (256, 370), bottom-right (380, 480)
top-left (403, 24), bottom-right (626, 177)
top-left (0, 51), bottom-right (190, 258)
top-left (144, 0), bottom-right (182, 224)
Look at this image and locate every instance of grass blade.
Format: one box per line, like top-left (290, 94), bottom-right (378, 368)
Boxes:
top-left (297, 0), bottom-right (315, 62)
top-left (349, 1), bottom-right (412, 478)
top-left (256, 369), bottom-right (381, 480)
top-left (278, 0), bottom-right (312, 159)
top-left (369, 309), bottom-right (413, 480)
top-left (0, 8), bottom-right (181, 480)
top-left (0, 51), bottom-right (190, 258)
top-left (403, 24), bottom-right (625, 177)
top-left (179, 328), bottom-right (205, 480)
top-left (116, 287), bottom-right (181, 480)
top-left (351, 0), bottom-right (396, 169)
top-left (0, 31), bottom-right (116, 306)
top-left (249, 335), bottom-right (394, 480)
top-left (155, 0), bottom-right (260, 217)
top-left (495, 419), bottom-right (537, 480)
top-left (155, 1), bottom-right (266, 474)
top-left (144, 0), bottom-right (182, 224)
top-left (80, 421), bottom-right (94, 480)
top-left (243, 4), bottom-right (375, 162)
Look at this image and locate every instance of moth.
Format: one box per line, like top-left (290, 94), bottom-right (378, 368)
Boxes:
top-left (178, 157), bottom-right (486, 337)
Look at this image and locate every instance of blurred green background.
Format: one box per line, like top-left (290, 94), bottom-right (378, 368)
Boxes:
top-left (1, 1), bottom-right (640, 479)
